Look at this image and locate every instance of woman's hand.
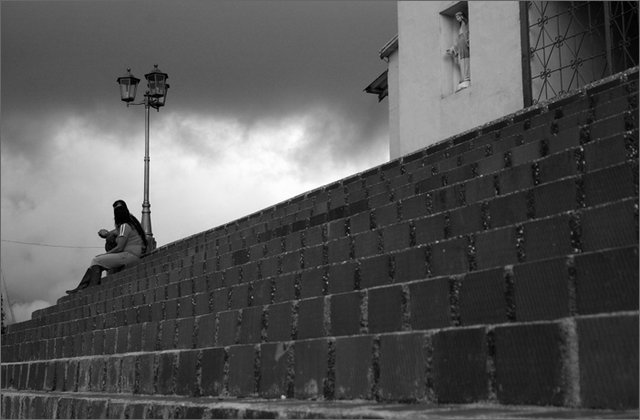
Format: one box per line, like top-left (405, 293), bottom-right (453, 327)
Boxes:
top-left (98, 229), bottom-right (110, 238)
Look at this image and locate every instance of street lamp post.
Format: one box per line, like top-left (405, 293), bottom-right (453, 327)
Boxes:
top-left (117, 65), bottom-right (169, 252)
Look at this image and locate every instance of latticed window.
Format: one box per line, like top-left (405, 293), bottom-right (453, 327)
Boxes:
top-left (523, 1), bottom-right (638, 105)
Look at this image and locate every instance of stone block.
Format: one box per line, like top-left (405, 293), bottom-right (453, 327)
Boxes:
top-left (591, 113), bottom-right (627, 141)
top-left (330, 291), bottom-right (362, 337)
top-left (102, 328), bottom-right (116, 355)
top-left (328, 261), bottom-right (357, 294)
top-left (176, 317), bottom-right (195, 349)
top-left (300, 267), bottom-right (325, 299)
top-left (431, 237), bottom-right (469, 275)
top-left (43, 361), bottom-right (56, 391)
top-left (328, 237), bottom-right (351, 264)
top-left (127, 323), bottom-right (143, 352)
top-left (513, 257), bottom-right (570, 321)
top-left (297, 297), bottom-right (326, 340)
top-left (400, 195), bottom-right (428, 221)
top-left (584, 133), bottom-right (628, 171)
top-left (354, 230), bottom-right (379, 259)
top-left (120, 355), bottom-right (136, 393)
top-left (193, 275), bottom-right (207, 293)
top-left (105, 357), bottom-right (120, 393)
top-left (414, 213), bottom-right (446, 246)
top-left (577, 314), bottom-right (638, 409)
top-left (409, 277), bottom-right (452, 330)
top-left (294, 338), bottom-right (329, 399)
top-left (378, 332), bottom-right (427, 401)
top-left (239, 306), bottom-right (264, 345)
top-left (141, 321), bottom-right (159, 352)
top-left (477, 153), bottom-right (504, 176)
top-left (359, 255), bottom-right (390, 289)
top-left (178, 295), bottom-right (194, 318)
top-left (196, 313), bottom-right (217, 348)
top-left (368, 285), bottom-right (403, 334)
top-left (539, 149), bottom-right (579, 184)
top-left (511, 139), bottom-right (542, 166)
top-left (259, 342), bottom-right (293, 398)
top-left (349, 211), bottom-right (371, 234)
top-left (585, 163), bottom-right (636, 208)
top-left (281, 250), bottom-right (302, 273)
top-left (251, 279), bottom-right (272, 306)
top-left (266, 302), bottom-right (293, 342)
top-left (465, 174), bottom-right (497, 204)
top-left (175, 350), bottom-right (199, 396)
top-left (28, 396), bottom-right (47, 419)
top-left (242, 261), bottom-right (260, 283)
top-left (581, 199), bottom-right (638, 252)
top-left (334, 335), bottom-right (373, 399)
top-left (138, 304), bottom-right (152, 323)
top-left (167, 282), bottom-right (180, 299)
top-left (151, 301), bottom-right (164, 322)
top-left (305, 225), bottom-right (324, 246)
top-left (137, 353), bottom-right (156, 395)
top-left (370, 192), bottom-right (392, 210)
top-left (381, 222), bottom-right (411, 252)
top-left (261, 256), bottom-right (279, 279)
top-left (523, 215), bottom-right (573, 262)
top-left (116, 325), bottom-right (129, 354)
top-left (432, 327), bottom-right (488, 402)
top-left (156, 352), bottom-right (176, 395)
top-left (394, 247), bottom-right (428, 283)
top-left (165, 299), bottom-right (179, 320)
top-left (212, 287), bottom-right (229, 313)
top-left (89, 358), bottom-right (105, 392)
top-left (499, 163), bottom-right (534, 195)
top-left (217, 310), bottom-right (240, 346)
top-left (220, 343), bottom-right (254, 396)
top-left (493, 322), bottom-right (564, 405)
top-left (225, 266), bottom-right (242, 287)
top-left (273, 274), bottom-right (296, 303)
top-left (459, 268), bottom-right (507, 326)
top-left (159, 319), bottom-right (177, 350)
top-left (449, 203), bottom-right (483, 237)
top-left (200, 347), bottom-right (226, 396)
top-left (475, 227), bottom-right (517, 270)
top-left (533, 178), bottom-right (577, 218)
top-left (304, 244), bottom-right (325, 269)
top-left (27, 362), bottom-right (44, 391)
top-left (574, 246), bottom-right (639, 315)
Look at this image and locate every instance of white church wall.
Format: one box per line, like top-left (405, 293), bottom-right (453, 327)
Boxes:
top-left (393, 1), bottom-right (525, 159)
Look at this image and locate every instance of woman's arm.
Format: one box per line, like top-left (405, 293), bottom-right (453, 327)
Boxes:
top-left (106, 225), bottom-right (130, 253)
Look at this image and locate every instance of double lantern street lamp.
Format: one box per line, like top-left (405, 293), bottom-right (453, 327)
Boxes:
top-left (116, 65), bottom-right (169, 252)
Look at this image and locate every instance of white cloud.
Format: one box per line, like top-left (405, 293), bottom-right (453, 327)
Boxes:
top-left (1, 108), bottom-right (387, 319)
top-left (9, 300), bottom-right (51, 324)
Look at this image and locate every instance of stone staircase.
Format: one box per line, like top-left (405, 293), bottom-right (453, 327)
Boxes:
top-left (2, 67), bottom-right (638, 419)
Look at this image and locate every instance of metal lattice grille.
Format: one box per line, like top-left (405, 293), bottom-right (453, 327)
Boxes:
top-left (527, 1), bottom-right (638, 104)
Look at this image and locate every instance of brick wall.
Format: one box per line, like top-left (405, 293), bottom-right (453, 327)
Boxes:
top-left (2, 67), bottom-right (638, 417)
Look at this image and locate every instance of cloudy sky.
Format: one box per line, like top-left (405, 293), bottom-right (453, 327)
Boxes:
top-left (1, 0), bottom-right (397, 323)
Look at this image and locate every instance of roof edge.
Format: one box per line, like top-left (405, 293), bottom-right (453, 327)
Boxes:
top-left (379, 35), bottom-right (398, 60)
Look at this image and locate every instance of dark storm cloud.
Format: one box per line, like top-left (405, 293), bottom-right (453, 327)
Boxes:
top-left (2, 1), bottom-right (396, 157)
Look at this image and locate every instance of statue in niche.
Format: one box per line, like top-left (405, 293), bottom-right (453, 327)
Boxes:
top-left (446, 11), bottom-right (470, 91)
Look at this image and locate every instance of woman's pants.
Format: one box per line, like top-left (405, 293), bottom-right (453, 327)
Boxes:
top-left (92, 252), bottom-right (140, 270)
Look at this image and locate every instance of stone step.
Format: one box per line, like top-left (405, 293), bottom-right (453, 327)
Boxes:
top-left (2, 311), bottom-right (637, 406)
top-left (3, 390), bottom-right (639, 419)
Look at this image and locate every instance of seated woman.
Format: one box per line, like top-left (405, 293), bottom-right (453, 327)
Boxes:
top-left (66, 200), bottom-right (147, 294)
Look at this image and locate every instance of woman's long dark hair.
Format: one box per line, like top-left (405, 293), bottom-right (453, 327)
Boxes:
top-left (113, 200), bottom-right (148, 250)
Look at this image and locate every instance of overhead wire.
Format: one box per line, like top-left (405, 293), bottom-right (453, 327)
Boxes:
top-left (1, 239), bottom-right (102, 249)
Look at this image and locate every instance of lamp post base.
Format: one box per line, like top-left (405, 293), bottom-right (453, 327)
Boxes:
top-left (146, 235), bottom-right (157, 253)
